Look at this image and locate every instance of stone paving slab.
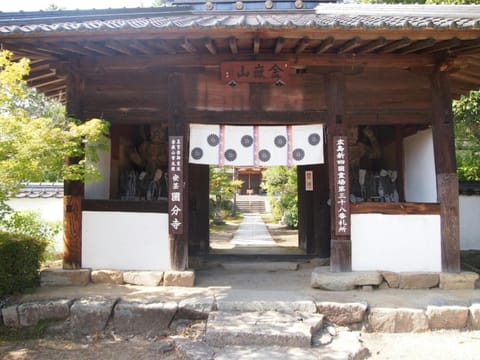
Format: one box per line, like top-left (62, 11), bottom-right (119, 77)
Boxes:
top-left (205, 311), bottom-right (324, 347)
top-left (213, 331), bottom-right (368, 360)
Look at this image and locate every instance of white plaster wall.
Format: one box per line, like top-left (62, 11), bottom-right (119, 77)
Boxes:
top-left (82, 211), bottom-right (170, 271)
top-left (404, 128), bottom-right (437, 203)
top-left (352, 213), bottom-right (441, 272)
top-left (460, 195), bottom-right (480, 250)
top-left (85, 141), bottom-right (111, 200)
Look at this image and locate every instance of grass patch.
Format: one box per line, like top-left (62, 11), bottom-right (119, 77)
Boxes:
top-left (0, 320), bottom-right (53, 344)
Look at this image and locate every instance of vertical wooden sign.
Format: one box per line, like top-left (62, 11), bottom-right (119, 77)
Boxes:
top-left (333, 136), bottom-right (350, 236)
top-left (168, 136), bottom-right (184, 235)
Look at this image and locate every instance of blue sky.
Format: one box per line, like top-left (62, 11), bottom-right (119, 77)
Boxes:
top-left (1, 1), bottom-right (152, 12)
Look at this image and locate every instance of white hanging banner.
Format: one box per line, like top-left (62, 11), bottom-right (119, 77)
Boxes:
top-left (290, 124), bottom-right (324, 166)
top-left (189, 124), bottom-right (323, 166)
top-left (256, 125), bottom-right (289, 166)
top-left (222, 125), bottom-right (255, 166)
top-left (189, 124), bottom-right (220, 164)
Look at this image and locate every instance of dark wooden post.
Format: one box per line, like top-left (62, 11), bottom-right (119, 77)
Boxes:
top-left (168, 73), bottom-right (189, 270)
top-left (63, 70), bottom-right (84, 269)
top-left (431, 70), bottom-right (460, 273)
top-left (325, 72), bottom-right (351, 272)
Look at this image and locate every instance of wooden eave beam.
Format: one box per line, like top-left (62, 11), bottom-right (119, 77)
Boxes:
top-left (336, 37), bottom-right (361, 55)
top-left (378, 37), bottom-right (411, 54)
top-left (181, 38), bottom-right (197, 54)
top-left (58, 42), bottom-right (93, 56)
top-left (204, 38), bottom-right (217, 55)
top-left (315, 37), bottom-right (334, 54)
top-left (75, 53), bottom-right (437, 70)
top-left (41, 83), bottom-right (66, 94)
top-left (253, 36), bottom-right (260, 56)
top-left (356, 37), bottom-right (386, 54)
top-left (397, 38), bottom-right (436, 55)
top-left (229, 37), bottom-right (238, 54)
top-left (450, 39), bottom-right (480, 55)
top-left (295, 37), bottom-right (310, 55)
top-left (274, 37), bottom-right (285, 55)
top-left (450, 70), bottom-right (480, 85)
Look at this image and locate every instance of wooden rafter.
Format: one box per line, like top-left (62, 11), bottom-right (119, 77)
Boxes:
top-left (274, 37), bottom-right (285, 55)
top-left (356, 37), bottom-right (386, 54)
top-left (423, 38), bottom-right (461, 54)
top-left (27, 69), bottom-right (56, 83)
top-left (204, 38), bottom-right (217, 55)
top-left (380, 37), bottom-right (411, 54)
top-left (105, 40), bottom-right (135, 55)
top-left (316, 37), bottom-right (334, 54)
top-left (336, 37), bottom-right (361, 54)
top-left (295, 37), bottom-right (310, 55)
top-left (253, 36), bottom-right (260, 56)
top-left (181, 38), bottom-right (197, 54)
top-left (84, 42), bottom-right (115, 56)
top-left (397, 38), bottom-right (436, 55)
top-left (229, 37), bottom-right (238, 54)
top-left (149, 39), bottom-right (177, 55)
top-left (129, 40), bottom-right (155, 55)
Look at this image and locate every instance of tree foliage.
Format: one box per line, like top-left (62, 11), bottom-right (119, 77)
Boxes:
top-left (454, 90), bottom-right (480, 180)
top-left (0, 50), bottom-right (110, 218)
top-left (261, 166), bottom-right (298, 228)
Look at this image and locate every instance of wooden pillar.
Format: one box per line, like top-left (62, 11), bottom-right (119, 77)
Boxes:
top-left (63, 70), bottom-right (84, 269)
top-left (188, 164), bottom-right (210, 255)
top-left (168, 73), bottom-right (189, 270)
top-left (431, 70), bottom-right (460, 273)
top-left (325, 72), bottom-right (351, 272)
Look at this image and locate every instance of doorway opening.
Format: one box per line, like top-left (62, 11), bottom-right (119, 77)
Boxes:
top-left (208, 165), bottom-right (302, 256)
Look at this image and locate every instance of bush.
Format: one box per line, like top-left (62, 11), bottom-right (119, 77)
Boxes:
top-left (0, 232), bottom-right (47, 297)
top-left (0, 210), bottom-right (61, 260)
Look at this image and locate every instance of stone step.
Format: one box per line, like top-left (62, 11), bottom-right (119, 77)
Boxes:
top-left (205, 311), bottom-right (324, 348)
top-left (220, 261), bottom-right (299, 272)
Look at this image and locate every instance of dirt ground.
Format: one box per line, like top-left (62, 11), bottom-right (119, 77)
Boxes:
top-left (2, 330), bottom-right (480, 359)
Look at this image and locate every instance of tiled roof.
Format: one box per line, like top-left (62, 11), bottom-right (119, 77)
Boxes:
top-left (15, 183), bottom-right (64, 199)
top-left (0, 4), bottom-right (479, 34)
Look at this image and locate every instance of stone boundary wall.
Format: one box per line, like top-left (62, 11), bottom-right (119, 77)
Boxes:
top-left (311, 268), bottom-right (480, 291)
top-left (1, 296), bottom-right (480, 335)
top-left (40, 268), bottom-right (195, 287)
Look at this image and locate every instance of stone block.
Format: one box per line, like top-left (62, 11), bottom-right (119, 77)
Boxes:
top-left (439, 272), bottom-right (479, 290)
top-left (316, 301), bottom-right (368, 325)
top-left (2, 305), bottom-right (19, 328)
top-left (177, 294), bottom-right (215, 320)
top-left (381, 271), bottom-right (399, 288)
top-left (123, 271), bottom-right (164, 286)
top-left (470, 304), bottom-right (480, 329)
top-left (311, 268), bottom-right (383, 291)
top-left (426, 306), bottom-right (469, 330)
top-left (206, 311), bottom-right (324, 348)
top-left (70, 297), bottom-right (118, 335)
top-left (368, 308), bottom-right (429, 333)
top-left (216, 300), bottom-right (317, 313)
top-left (175, 339), bottom-right (215, 360)
top-left (164, 270), bottom-right (195, 287)
top-left (18, 299), bottom-right (71, 327)
top-left (40, 268), bottom-right (91, 286)
top-left (398, 272), bottom-right (439, 289)
top-left (112, 300), bottom-right (178, 334)
top-left (91, 270), bottom-right (124, 284)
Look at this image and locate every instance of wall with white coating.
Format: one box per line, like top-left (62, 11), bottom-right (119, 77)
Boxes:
top-left (351, 213), bottom-right (441, 272)
top-left (85, 142), bottom-right (111, 200)
top-left (82, 211), bottom-right (170, 271)
top-left (459, 195), bottom-right (480, 250)
top-left (404, 129), bottom-right (437, 203)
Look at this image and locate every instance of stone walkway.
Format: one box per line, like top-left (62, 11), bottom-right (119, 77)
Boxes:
top-left (230, 213), bottom-right (276, 247)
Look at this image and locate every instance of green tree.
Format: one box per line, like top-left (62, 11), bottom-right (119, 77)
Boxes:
top-left (209, 166), bottom-right (243, 223)
top-left (261, 166), bottom-right (298, 228)
top-left (0, 50), bottom-right (110, 219)
top-left (454, 90), bottom-right (480, 180)
top-left (151, 0), bottom-right (165, 6)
